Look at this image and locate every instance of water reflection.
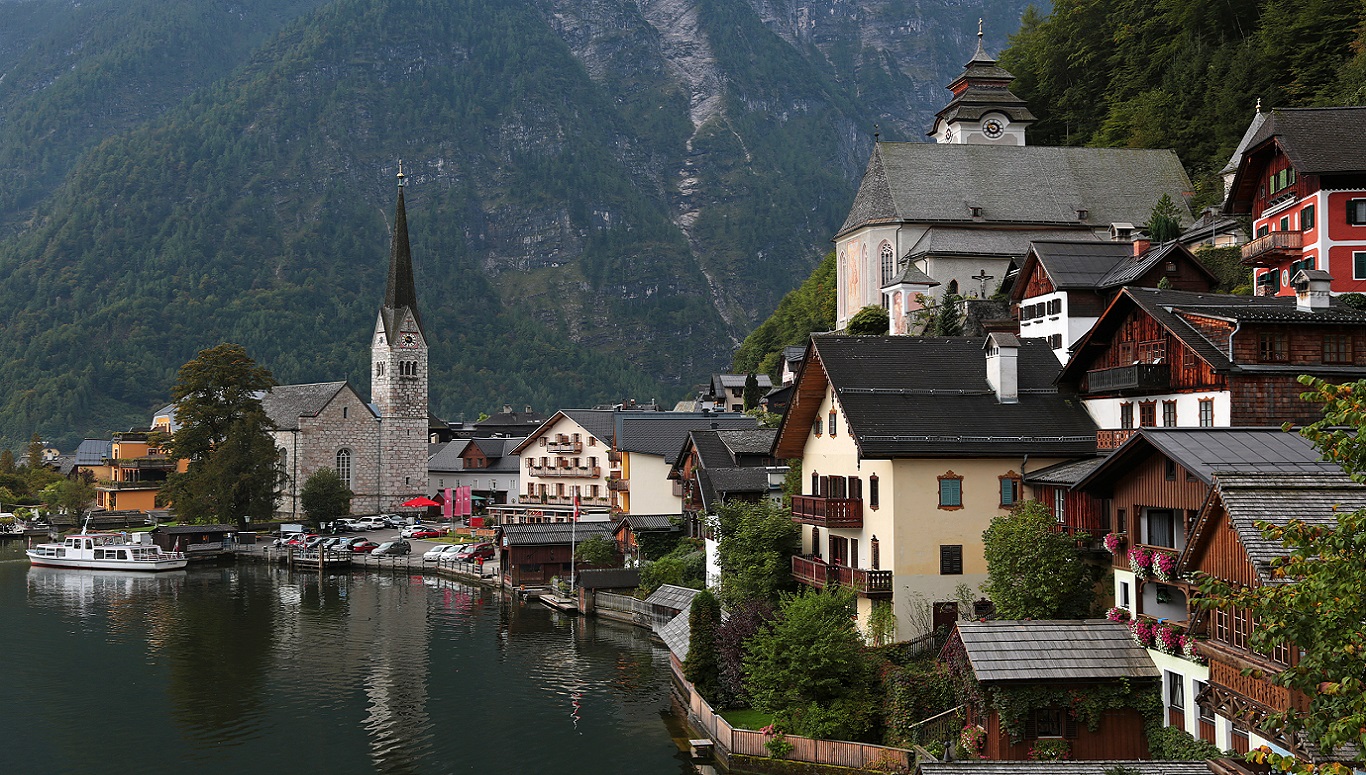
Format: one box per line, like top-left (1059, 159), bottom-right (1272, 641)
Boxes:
top-left (4, 557), bottom-right (693, 775)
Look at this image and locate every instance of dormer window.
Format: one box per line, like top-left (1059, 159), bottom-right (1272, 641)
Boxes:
top-left (1075, 208), bottom-right (1089, 221)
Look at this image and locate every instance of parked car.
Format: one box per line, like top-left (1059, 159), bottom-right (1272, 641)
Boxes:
top-left (400, 524), bottom-right (443, 539)
top-left (454, 543), bottom-right (495, 563)
top-left (371, 540), bottom-right (411, 557)
top-left (380, 514), bottom-right (408, 529)
top-left (347, 539), bottom-right (380, 553)
top-left (423, 544), bottom-right (463, 563)
top-left (350, 516), bottom-right (386, 530)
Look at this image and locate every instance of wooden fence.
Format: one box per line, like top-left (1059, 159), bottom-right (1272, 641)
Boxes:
top-left (675, 659), bottom-right (915, 770)
top-left (595, 592), bottom-right (652, 626)
top-left (905, 705), bottom-right (963, 747)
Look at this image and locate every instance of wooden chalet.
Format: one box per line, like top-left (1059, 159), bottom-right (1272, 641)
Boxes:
top-left (1057, 286), bottom-right (1366, 448)
top-left (668, 427), bottom-right (783, 538)
top-left (496, 522), bottom-right (613, 587)
top-left (946, 620), bottom-right (1159, 761)
top-left (1180, 471), bottom-right (1366, 763)
top-left (1012, 240), bottom-right (1217, 362)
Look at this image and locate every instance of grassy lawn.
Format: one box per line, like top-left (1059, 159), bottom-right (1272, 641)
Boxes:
top-left (719, 708), bottom-right (773, 730)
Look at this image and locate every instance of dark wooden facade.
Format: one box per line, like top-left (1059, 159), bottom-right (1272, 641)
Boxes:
top-left (975, 705), bottom-right (1151, 761)
top-left (500, 543), bottom-right (574, 586)
top-left (1079, 308), bottom-right (1224, 397)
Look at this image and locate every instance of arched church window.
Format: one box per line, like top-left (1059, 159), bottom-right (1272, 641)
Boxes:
top-left (336, 449), bottom-right (352, 489)
top-left (880, 242), bottom-right (894, 285)
top-left (947, 279), bottom-right (959, 295)
top-left (376, 363), bottom-right (385, 377)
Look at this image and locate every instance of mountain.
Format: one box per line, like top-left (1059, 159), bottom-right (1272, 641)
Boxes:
top-left (0, 0), bottom-right (1036, 451)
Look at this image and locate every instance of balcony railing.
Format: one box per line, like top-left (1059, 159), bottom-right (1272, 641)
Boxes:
top-left (534, 466), bottom-right (602, 478)
top-left (1084, 364), bottom-right (1170, 395)
top-left (104, 456), bottom-right (178, 470)
top-left (97, 480), bottom-right (162, 491)
top-left (1240, 230), bottom-right (1303, 266)
top-left (1097, 429), bottom-right (1138, 450)
top-left (790, 495), bottom-right (863, 529)
top-left (546, 440), bottom-right (583, 454)
top-left (791, 555), bottom-right (892, 598)
top-left (608, 478), bottom-right (629, 492)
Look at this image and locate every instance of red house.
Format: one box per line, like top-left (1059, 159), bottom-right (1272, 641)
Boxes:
top-left (1223, 107), bottom-right (1366, 296)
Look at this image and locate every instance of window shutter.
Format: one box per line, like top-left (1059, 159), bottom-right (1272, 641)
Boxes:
top-left (1064, 715), bottom-right (1079, 739)
top-left (1024, 712), bottom-right (1038, 740)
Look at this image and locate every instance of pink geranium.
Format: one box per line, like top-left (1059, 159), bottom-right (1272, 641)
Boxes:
top-left (1152, 551), bottom-right (1178, 582)
top-left (1128, 547), bottom-right (1153, 579)
top-left (1106, 606), bottom-right (1131, 623)
top-left (1103, 533), bottom-right (1125, 555)
top-left (1155, 623), bottom-right (1183, 655)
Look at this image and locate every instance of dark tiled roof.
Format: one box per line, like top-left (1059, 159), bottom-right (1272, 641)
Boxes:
top-left (922, 763), bottom-right (1212, 775)
top-left (427, 440), bottom-right (469, 471)
top-left (1220, 110), bottom-right (1269, 175)
top-left (838, 143), bottom-right (1192, 236)
top-left (782, 346), bottom-right (807, 363)
top-left (475, 410), bottom-right (546, 427)
top-left (1024, 456), bottom-right (1105, 486)
top-left (557, 409), bottom-right (616, 444)
top-left (260, 382), bottom-right (359, 430)
top-left (1075, 428), bottom-right (1338, 492)
top-left (75, 439), bottom-right (113, 466)
top-left (616, 413), bottom-right (758, 464)
top-left (713, 373), bottom-right (773, 390)
top-left (499, 522), bottom-right (611, 546)
top-left (707, 468), bottom-right (774, 494)
top-left (1024, 240), bottom-right (1132, 289)
top-left (811, 336), bottom-right (1097, 458)
top-left (1098, 242), bottom-right (1200, 288)
top-left (1203, 472), bottom-right (1365, 582)
top-left (657, 610), bottom-right (691, 661)
top-left (1243, 107), bottom-right (1366, 175)
top-left (382, 185), bottom-right (424, 337)
top-left (957, 620), bottom-right (1158, 682)
top-left (882, 261), bottom-right (940, 288)
top-left (717, 429), bottom-right (778, 456)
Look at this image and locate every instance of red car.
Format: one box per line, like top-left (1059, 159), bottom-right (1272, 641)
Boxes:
top-left (408, 527), bottom-right (443, 539)
top-left (454, 543), bottom-right (496, 563)
top-left (348, 539), bottom-right (380, 553)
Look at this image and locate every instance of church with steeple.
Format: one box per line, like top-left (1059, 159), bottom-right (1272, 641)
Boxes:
top-left (835, 22), bottom-right (1195, 334)
top-left (262, 168), bottom-right (431, 517)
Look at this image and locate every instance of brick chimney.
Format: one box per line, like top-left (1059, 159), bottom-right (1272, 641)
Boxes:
top-left (984, 332), bottom-right (1020, 404)
top-left (1132, 238), bottom-right (1152, 257)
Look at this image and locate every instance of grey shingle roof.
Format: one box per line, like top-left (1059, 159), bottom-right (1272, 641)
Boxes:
top-left (707, 468), bottom-right (774, 494)
top-left (645, 583), bottom-right (700, 612)
top-left (838, 143), bottom-right (1192, 236)
top-left (809, 336), bottom-right (1097, 458)
top-left (922, 763), bottom-right (1212, 775)
top-left (717, 429), bottom-right (778, 457)
top-left (1220, 109), bottom-right (1269, 175)
top-left (1024, 456), bottom-right (1105, 486)
top-left (561, 409), bottom-right (617, 444)
top-left (616, 413), bottom-right (758, 464)
top-left (657, 610), bottom-right (691, 661)
top-left (260, 382), bottom-right (361, 430)
top-left (499, 522), bottom-right (611, 546)
top-left (1075, 428), bottom-right (1339, 492)
top-left (957, 620), bottom-right (1158, 682)
top-left (616, 514), bottom-right (679, 532)
top-left (905, 227), bottom-right (1104, 260)
top-left (1198, 472), bottom-right (1366, 583)
top-left (1025, 240), bottom-right (1133, 289)
top-left (882, 261), bottom-right (940, 288)
top-left (783, 346), bottom-right (808, 363)
top-left (1242, 107), bottom-right (1366, 175)
top-left (428, 440), bottom-right (470, 471)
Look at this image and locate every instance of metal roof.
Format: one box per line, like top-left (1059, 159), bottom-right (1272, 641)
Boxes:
top-left (957, 620), bottom-right (1159, 683)
top-left (615, 413), bottom-right (758, 464)
top-left (499, 522), bottom-right (612, 546)
top-left (1024, 456), bottom-right (1105, 486)
top-left (656, 609), bottom-right (691, 661)
top-left (644, 583), bottom-right (700, 612)
top-left (1076, 428), bottom-right (1340, 493)
top-left (74, 439), bottom-right (113, 466)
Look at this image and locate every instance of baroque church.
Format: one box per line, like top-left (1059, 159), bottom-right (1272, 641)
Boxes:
top-left (836, 25), bottom-right (1195, 334)
top-left (262, 169), bottom-right (430, 517)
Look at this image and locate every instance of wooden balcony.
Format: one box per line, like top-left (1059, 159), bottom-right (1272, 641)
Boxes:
top-left (790, 495), bottom-right (863, 529)
top-left (1240, 230), bottom-right (1302, 267)
top-left (546, 440), bottom-right (583, 454)
top-left (106, 455), bottom-right (178, 470)
top-left (535, 466), bottom-right (601, 478)
top-left (1084, 364), bottom-right (1170, 395)
top-left (1097, 429), bottom-right (1138, 450)
top-left (607, 478), bottom-right (629, 492)
top-left (792, 555), bottom-right (892, 598)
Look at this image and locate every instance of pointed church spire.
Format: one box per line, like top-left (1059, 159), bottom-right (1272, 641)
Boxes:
top-left (384, 164), bottom-right (423, 335)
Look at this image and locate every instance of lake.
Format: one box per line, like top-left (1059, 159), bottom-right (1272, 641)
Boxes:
top-left (0, 542), bottom-right (697, 774)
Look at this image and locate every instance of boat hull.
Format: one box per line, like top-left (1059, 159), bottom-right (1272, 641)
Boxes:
top-left (26, 553), bottom-right (188, 572)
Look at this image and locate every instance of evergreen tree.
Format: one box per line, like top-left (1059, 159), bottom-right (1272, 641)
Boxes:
top-left (683, 589), bottom-right (723, 705)
top-left (715, 500), bottom-right (800, 607)
top-left (742, 372), bottom-right (762, 410)
top-left (930, 294), bottom-right (963, 337)
top-left (300, 467), bottom-right (352, 527)
top-left (0, 448), bottom-right (14, 474)
top-left (24, 433), bottom-right (43, 470)
top-left (160, 344), bottom-right (284, 528)
top-left (1145, 194), bottom-right (1183, 243)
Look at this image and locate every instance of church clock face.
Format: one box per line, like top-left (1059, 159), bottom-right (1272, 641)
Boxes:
top-left (982, 118), bottom-right (1005, 139)
top-left (400, 332), bottom-right (418, 349)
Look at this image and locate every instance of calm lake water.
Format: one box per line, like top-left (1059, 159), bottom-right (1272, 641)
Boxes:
top-left (0, 542), bottom-right (697, 775)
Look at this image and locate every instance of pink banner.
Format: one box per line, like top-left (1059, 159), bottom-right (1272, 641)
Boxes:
top-left (457, 486), bottom-right (472, 517)
top-left (443, 488), bottom-right (453, 519)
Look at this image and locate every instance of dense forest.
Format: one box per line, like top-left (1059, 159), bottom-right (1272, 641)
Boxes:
top-left (734, 0), bottom-right (1366, 375)
top-left (0, 0), bottom-right (1036, 451)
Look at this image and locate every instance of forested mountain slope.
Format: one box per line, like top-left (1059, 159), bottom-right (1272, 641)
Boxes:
top-left (734, 0), bottom-right (1366, 375)
top-left (0, 0), bottom-right (1034, 450)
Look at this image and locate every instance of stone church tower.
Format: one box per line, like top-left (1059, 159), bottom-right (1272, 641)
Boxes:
top-left (370, 168), bottom-right (429, 510)
top-left (928, 22), bottom-right (1035, 146)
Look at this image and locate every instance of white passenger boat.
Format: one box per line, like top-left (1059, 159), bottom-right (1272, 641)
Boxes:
top-left (26, 532), bottom-right (188, 571)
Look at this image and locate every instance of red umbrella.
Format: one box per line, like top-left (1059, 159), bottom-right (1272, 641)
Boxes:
top-left (402, 496), bottom-right (441, 508)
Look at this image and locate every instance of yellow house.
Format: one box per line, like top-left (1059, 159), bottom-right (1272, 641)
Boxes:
top-left (93, 430), bottom-right (185, 514)
top-left (772, 333), bottom-right (1097, 641)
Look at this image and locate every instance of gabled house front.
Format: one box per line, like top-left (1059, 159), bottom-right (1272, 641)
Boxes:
top-left (1222, 107), bottom-right (1366, 296)
top-left (773, 333), bottom-right (1096, 640)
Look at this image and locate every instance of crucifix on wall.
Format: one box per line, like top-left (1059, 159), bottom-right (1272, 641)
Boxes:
top-left (971, 268), bottom-right (994, 298)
